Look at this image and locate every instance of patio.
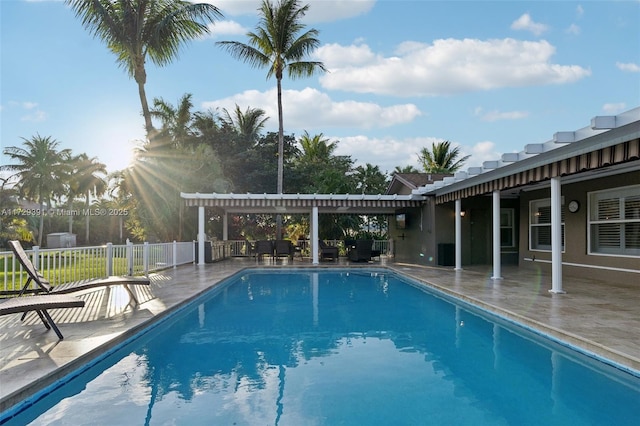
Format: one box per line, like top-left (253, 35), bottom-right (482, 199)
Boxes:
top-left (1, 256), bottom-right (639, 413)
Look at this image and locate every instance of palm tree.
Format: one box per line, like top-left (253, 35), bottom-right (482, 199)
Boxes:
top-left (297, 131), bottom-right (337, 165)
top-left (221, 104), bottom-right (269, 148)
top-left (150, 93), bottom-right (197, 150)
top-left (393, 165), bottom-right (420, 174)
top-left (66, 0), bottom-right (223, 135)
top-left (418, 141), bottom-right (471, 173)
top-left (217, 0), bottom-right (326, 194)
top-left (70, 154), bottom-right (108, 243)
top-left (1, 135), bottom-right (72, 246)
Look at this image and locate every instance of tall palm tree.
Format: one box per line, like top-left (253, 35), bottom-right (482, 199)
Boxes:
top-left (221, 104), bottom-right (269, 148)
top-left (66, 0), bottom-right (223, 135)
top-left (70, 154), bottom-right (108, 243)
top-left (217, 0), bottom-right (326, 194)
top-left (418, 141), bottom-right (471, 173)
top-left (1, 135), bottom-right (72, 246)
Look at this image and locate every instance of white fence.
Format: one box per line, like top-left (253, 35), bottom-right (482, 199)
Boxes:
top-left (0, 241), bottom-right (201, 293)
top-left (1, 239), bottom-right (394, 292)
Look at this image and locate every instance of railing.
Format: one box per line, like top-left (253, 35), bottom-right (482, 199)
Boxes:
top-left (0, 239), bottom-right (394, 292)
top-left (223, 239), bottom-right (393, 257)
top-left (0, 241), bottom-right (199, 293)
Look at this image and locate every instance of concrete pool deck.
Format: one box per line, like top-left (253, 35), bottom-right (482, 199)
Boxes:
top-left (1, 257), bottom-right (639, 413)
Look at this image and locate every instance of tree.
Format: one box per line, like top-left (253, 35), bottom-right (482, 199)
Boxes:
top-left (393, 165), bottom-right (420, 174)
top-left (1, 135), bottom-right (72, 246)
top-left (150, 93), bottom-right (197, 150)
top-left (353, 163), bottom-right (388, 195)
top-left (297, 131), bottom-right (337, 165)
top-left (217, 0), bottom-right (326, 195)
top-left (66, 0), bottom-right (222, 135)
top-left (69, 154), bottom-right (108, 243)
top-left (221, 104), bottom-right (269, 150)
top-left (418, 141), bottom-right (470, 173)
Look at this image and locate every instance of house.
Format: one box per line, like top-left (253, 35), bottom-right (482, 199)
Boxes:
top-left (387, 107), bottom-right (640, 290)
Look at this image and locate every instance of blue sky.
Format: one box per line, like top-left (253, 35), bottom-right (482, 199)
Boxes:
top-left (1, 0), bottom-right (639, 180)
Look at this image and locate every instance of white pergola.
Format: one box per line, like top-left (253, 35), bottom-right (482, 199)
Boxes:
top-left (181, 192), bottom-right (425, 265)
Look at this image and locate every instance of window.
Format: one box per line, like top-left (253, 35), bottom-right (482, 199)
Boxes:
top-left (500, 208), bottom-right (515, 248)
top-left (589, 185), bottom-right (640, 256)
top-left (529, 199), bottom-right (564, 251)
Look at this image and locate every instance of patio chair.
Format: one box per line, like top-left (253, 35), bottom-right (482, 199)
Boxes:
top-left (8, 240), bottom-right (150, 305)
top-left (274, 240), bottom-right (294, 260)
top-left (318, 240), bottom-right (339, 261)
top-left (0, 294), bottom-right (85, 339)
top-left (348, 240), bottom-right (373, 262)
top-left (255, 240), bottom-right (274, 260)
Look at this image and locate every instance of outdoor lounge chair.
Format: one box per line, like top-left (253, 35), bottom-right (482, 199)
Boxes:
top-left (255, 240), bottom-right (274, 260)
top-left (9, 240), bottom-right (150, 305)
top-left (348, 239), bottom-right (373, 262)
top-left (274, 240), bottom-right (294, 260)
top-left (0, 294), bottom-right (85, 339)
top-left (318, 240), bottom-right (339, 261)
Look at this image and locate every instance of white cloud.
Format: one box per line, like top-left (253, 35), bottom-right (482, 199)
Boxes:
top-left (21, 110), bottom-right (47, 122)
top-left (474, 107), bottom-right (529, 122)
top-left (316, 43), bottom-right (377, 66)
top-left (6, 100), bottom-right (47, 122)
top-left (565, 24), bottom-right (580, 35)
top-left (333, 135), bottom-right (437, 173)
top-left (510, 13), bottom-right (549, 36)
top-left (22, 101), bottom-right (39, 109)
top-left (210, 20), bottom-right (247, 36)
top-left (202, 87), bottom-right (422, 130)
top-left (464, 141), bottom-right (501, 168)
top-left (603, 103), bottom-right (626, 114)
top-left (576, 5), bottom-right (584, 17)
top-left (317, 39), bottom-right (590, 96)
top-left (616, 62), bottom-right (640, 72)
top-left (327, 135), bottom-right (501, 174)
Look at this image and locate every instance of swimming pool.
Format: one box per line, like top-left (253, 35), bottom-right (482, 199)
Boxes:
top-left (2, 268), bottom-right (639, 425)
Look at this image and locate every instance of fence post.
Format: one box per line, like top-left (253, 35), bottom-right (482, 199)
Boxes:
top-left (143, 242), bottom-right (149, 275)
top-left (126, 239), bottom-right (133, 276)
top-left (173, 240), bottom-right (177, 268)
top-left (32, 246), bottom-right (40, 270)
top-left (106, 242), bottom-right (113, 276)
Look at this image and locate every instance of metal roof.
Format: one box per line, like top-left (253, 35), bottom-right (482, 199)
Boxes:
top-left (181, 192), bottom-right (424, 214)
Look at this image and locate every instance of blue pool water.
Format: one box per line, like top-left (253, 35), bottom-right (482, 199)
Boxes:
top-left (2, 268), bottom-right (639, 425)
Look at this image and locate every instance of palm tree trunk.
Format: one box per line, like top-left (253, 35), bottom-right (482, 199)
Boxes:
top-left (38, 199), bottom-right (45, 247)
top-left (277, 76), bottom-right (284, 194)
top-left (137, 78), bottom-right (154, 135)
top-left (68, 198), bottom-right (74, 234)
top-left (276, 76), bottom-right (284, 238)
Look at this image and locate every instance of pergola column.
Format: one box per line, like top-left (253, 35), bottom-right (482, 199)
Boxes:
top-left (222, 213), bottom-right (228, 241)
top-left (197, 206), bottom-right (205, 265)
top-left (491, 190), bottom-right (502, 280)
top-left (311, 206), bottom-right (319, 264)
top-left (455, 198), bottom-right (463, 270)
top-left (549, 176), bottom-right (565, 293)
